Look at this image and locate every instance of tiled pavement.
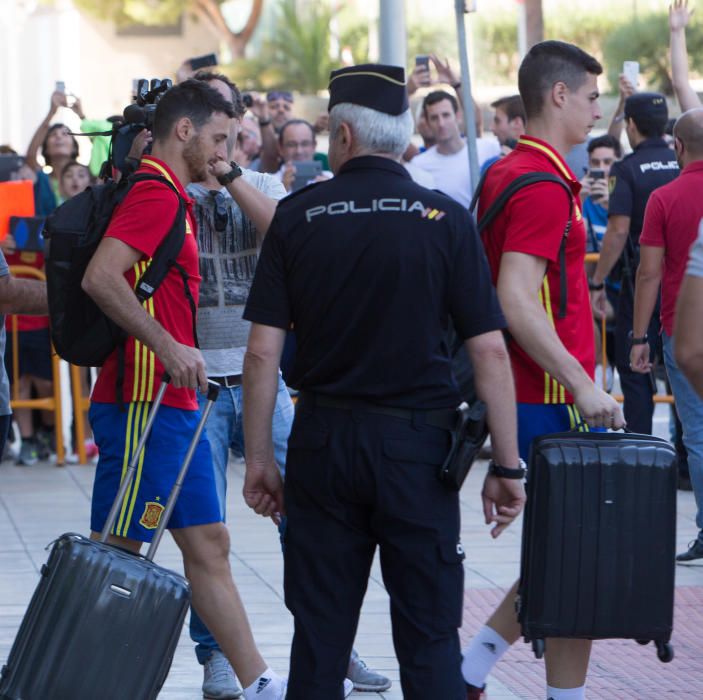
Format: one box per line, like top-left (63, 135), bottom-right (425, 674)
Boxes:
top-left (1, 439), bottom-right (702, 699)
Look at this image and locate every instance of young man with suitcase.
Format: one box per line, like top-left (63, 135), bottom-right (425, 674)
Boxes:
top-left (82, 80), bottom-right (288, 700)
top-left (462, 41), bottom-right (625, 700)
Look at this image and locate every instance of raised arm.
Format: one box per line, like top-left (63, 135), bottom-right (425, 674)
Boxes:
top-left (670, 0), bottom-right (702, 112)
top-left (26, 91), bottom-right (66, 171)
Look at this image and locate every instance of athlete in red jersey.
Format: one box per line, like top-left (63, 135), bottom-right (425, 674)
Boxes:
top-left (461, 42), bottom-right (624, 700)
top-left (83, 80), bottom-right (288, 700)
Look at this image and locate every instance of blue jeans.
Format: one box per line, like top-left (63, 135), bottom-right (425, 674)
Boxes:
top-left (662, 333), bottom-right (703, 543)
top-left (190, 375), bottom-right (294, 664)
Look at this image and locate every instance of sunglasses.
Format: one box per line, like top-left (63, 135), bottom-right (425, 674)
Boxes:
top-left (267, 91), bottom-right (293, 103)
top-left (209, 190), bottom-right (228, 232)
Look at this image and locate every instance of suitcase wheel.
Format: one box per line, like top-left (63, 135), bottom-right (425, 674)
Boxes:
top-left (655, 641), bottom-right (674, 663)
top-left (635, 639), bottom-right (650, 645)
top-left (531, 638), bottom-right (545, 659)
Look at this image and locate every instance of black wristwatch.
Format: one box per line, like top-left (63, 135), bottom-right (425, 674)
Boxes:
top-left (588, 278), bottom-right (605, 291)
top-left (488, 459), bottom-right (527, 479)
top-left (217, 161), bottom-right (243, 186)
top-left (628, 331), bottom-right (649, 345)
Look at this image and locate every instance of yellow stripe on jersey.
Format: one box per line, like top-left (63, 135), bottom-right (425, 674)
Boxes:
top-left (518, 138), bottom-right (573, 182)
top-left (540, 276), bottom-right (568, 404)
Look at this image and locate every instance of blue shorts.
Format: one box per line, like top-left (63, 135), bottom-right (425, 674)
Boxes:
top-left (90, 401), bottom-right (221, 542)
top-left (517, 403), bottom-right (598, 462)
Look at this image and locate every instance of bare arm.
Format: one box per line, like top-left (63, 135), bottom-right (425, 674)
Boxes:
top-left (670, 0), bottom-right (702, 112)
top-left (242, 323), bottom-right (286, 519)
top-left (498, 251), bottom-right (624, 427)
top-left (607, 75), bottom-right (635, 140)
top-left (0, 276), bottom-right (48, 315)
top-left (630, 245), bottom-right (663, 373)
top-left (465, 330), bottom-right (526, 538)
top-left (590, 214), bottom-right (631, 319)
top-left (210, 161), bottom-right (278, 236)
top-left (674, 272), bottom-right (703, 396)
top-left (258, 126), bottom-right (280, 174)
top-left (26, 91), bottom-right (66, 171)
top-left (82, 237), bottom-right (206, 390)
top-left (250, 95), bottom-right (280, 174)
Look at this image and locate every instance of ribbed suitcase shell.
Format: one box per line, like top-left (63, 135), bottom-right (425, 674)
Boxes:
top-left (518, 431), bottom-right (676, 645)
top-left (0, 532), bottom-right (190, 700)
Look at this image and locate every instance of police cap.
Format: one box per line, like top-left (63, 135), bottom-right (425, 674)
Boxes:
top-left (328, 63), bottom-right (409, 115)
top-left (624, 92), bottom-right (668, 131)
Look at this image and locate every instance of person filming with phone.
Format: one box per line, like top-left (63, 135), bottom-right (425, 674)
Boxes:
top-left (276, 119), bottom-right (332, 193)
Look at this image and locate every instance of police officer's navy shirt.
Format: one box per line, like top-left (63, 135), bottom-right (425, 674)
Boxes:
top-left (608, 138), bottom-right (679, 243)
top-left (244, 155), bottom-right (506, 409)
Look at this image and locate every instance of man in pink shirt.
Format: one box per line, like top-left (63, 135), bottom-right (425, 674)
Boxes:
top-left (631, 107), bottom-right (703, 563)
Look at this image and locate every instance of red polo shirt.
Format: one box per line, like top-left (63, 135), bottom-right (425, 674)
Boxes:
top-left (639, 160), bottom-right (703, 337)
top-left (91, 156), bottom-right (200, 410)
top-left (479, 136), bottom-right (595, 404)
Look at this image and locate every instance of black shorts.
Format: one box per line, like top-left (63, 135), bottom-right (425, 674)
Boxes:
top-left (4, 328), bottom-right (53, 382)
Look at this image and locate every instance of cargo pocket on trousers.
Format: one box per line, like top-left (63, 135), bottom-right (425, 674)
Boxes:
top-left (435, 538), bottom-right (466, 630)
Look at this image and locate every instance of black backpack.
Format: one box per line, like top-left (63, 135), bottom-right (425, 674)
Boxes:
top-left (44, 173), bottom-right (191, 367)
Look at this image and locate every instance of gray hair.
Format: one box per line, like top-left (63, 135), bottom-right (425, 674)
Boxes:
top-left (329, 103), bottom-right (413, 157)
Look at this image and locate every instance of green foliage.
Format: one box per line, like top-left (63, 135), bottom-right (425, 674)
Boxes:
top-left (73, 0), bottom-right (187, 27)
top-left (473, 14), bottom-right (519, 85)
top-left (406, 21), bottom-right (458, 67)
top-left (225, 0), bottom-right (338, 92)
top-left (603, 12), bottom-right (703, 95)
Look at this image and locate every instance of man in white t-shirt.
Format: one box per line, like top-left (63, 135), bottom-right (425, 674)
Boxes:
top-left (410, 90), bottom-right (499, 207)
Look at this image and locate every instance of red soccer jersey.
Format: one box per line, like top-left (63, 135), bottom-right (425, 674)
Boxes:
top-left (4, 251), bottom-right (49, 332)
top-left (479, 136), bottom-right (595, 404)
top-left (639, 161), bottom-right (703, 337)
top-left (90, 156), bottom-right (200, 410)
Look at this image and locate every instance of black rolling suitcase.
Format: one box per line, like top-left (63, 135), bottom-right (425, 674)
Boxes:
top-left (517, 430), bottom-right (677, 663)
top-left (0, 378), bottom-right (220, 700)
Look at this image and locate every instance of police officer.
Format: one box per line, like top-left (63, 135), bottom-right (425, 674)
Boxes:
top-left (239, 63), bottom-right (526, 700)
top-left (591, 93), bottom-right (679, 433)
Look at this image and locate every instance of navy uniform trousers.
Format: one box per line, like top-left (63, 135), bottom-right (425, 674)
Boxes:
top-left (283, 400), bottom-right (466, 700)
top-left (614, 280), bottom-right (661, 434)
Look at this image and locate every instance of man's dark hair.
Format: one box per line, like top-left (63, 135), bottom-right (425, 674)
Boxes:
top-left (422, 90), bottom-right (458, 117)
top-left (152, 79), bottom-right (236, 142)
top-left (587, 134), bottom-right (622, 159)
top-left (41, 124), bottom-right (80, 166)
top-left (278, 119), bottom-right (315, 145)
top-left (518, 40), bottom-right (602, 120)
top-left (193, 70), bottom-right (246, 119)
top-left (490, 95), bottom-right (526, 124)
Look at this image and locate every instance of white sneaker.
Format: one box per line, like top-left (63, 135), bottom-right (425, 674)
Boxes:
top-left (344, 678), bottom-right (354, 697)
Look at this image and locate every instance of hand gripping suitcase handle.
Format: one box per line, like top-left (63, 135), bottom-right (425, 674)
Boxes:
top-left (145, 379), bottom-right (221, 560)
top-left (100, 374), bottom-right (171, 543)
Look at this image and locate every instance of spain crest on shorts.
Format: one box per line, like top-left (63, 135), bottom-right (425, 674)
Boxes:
top-left (139, 500), bottom-right (165, 529)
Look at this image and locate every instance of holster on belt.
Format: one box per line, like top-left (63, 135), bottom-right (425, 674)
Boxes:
top-left (438, 400), bottom-right (489, 491)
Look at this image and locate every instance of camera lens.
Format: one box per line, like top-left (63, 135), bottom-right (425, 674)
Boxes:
top-left (242, 93), bottom-right (253, 108)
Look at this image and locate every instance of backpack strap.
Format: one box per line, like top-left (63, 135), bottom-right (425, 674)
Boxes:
top-left (473, 171), bottom-right (574, 320)
top-left (112, 172), bottom-right (196, 402)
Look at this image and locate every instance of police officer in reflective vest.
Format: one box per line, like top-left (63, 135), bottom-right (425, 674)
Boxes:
top-left (591, 93), bottom-right (679, 432)
top-left (240, 63), bottom-right (526, 700)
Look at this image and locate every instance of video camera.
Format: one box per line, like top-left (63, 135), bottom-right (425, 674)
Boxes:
top-left (108, 78), bottom-right (172, 176)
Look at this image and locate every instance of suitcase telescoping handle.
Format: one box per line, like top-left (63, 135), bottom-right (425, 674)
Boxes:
top-left (145, 379), bottom-right (220, 560)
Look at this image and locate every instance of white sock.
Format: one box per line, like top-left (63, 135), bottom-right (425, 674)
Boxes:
top-left (461, 625), bottom-right (510, 687)
top-left (243, 669), bottom-right (285, 700)
top-left (546, 686), bottom-right (585, 700)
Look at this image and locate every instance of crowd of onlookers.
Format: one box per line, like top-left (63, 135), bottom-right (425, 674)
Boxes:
top-left (0, 2), bottom-right (699, 495)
